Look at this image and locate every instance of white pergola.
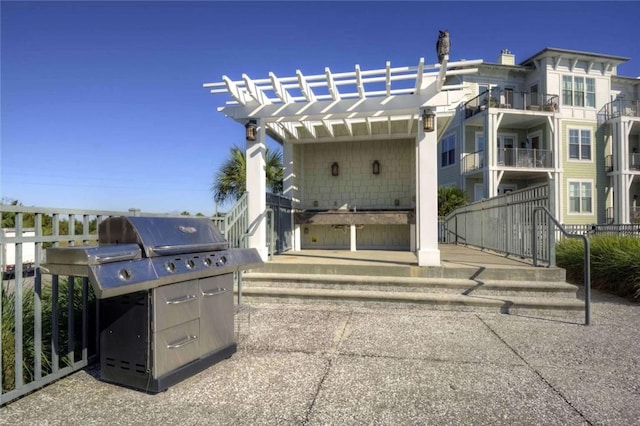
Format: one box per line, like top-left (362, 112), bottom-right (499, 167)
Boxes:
top-left (204, 56), bottom-right (481, 266)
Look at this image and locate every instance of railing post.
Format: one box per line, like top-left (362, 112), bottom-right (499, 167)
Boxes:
top-left (534, 206), bottom-right (591, 325)
top-left (584, 237), bottom-right (591, 325)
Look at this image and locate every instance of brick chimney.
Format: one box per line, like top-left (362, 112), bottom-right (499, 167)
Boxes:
top-left (498, 49), bottom-right (515, 65)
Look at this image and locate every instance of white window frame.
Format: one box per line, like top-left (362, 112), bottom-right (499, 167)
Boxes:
top-left (567, 127), bottom-right (593, 162)
top-left (562, 75), bottom-right (596, 108)
top-left (567, 179), bottom-right (594, 215)
top-left (441, 133), bottom-right (456, 168)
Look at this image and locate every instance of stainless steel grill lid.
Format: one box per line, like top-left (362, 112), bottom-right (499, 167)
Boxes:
top-left (99, 216), bottom-right (229, 257)
top-left (43, 216), bottom-right (263, 299)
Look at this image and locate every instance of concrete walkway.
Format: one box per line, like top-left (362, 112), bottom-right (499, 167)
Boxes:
top-left (1, 287), bottom-right (638, 425)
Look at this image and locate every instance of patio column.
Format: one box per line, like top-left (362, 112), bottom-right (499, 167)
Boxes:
top-left (283, 141), bottom-right (301, 250)
top-left (416, 111), bottom-right (440, 266)
top-left (246, 118), bottom-right (268, 260)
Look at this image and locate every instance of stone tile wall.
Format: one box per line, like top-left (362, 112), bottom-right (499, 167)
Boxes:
top-left (301, 139), bottom-right (415, 210)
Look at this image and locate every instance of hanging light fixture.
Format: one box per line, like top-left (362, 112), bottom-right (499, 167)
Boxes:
top-left (245, 120), bottom-right (257, 141)
top-left (422, 108), bottom-right (435, 133)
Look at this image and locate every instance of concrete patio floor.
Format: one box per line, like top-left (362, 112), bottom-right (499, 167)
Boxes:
top-left (1, 285), bottom-right (638, 425)
top-left (268, 244), bottom-right (534, 268)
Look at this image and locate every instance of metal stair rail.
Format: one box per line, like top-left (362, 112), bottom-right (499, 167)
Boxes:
top-left (213, 192), bottom-right (249, 249)
top-left (532, 206), bottom-right (591, 325)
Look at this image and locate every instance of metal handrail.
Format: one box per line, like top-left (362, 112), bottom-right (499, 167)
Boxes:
top-left (237, 208), bottom-right (273, 305)
top-left (532, 206), bottom-right (591, 325)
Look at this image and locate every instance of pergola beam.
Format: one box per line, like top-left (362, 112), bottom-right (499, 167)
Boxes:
top-left (270, 72), bottom-right (294, 104)
top-left (297, 70), bottom-right (316, 102)
top-left (325, 67), bottom-right (341, 101)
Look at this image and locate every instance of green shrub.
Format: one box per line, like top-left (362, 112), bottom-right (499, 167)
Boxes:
top-left (557, 235), bottom-right (640, 302)
top-left (1, 277), bottom-right (96, 393)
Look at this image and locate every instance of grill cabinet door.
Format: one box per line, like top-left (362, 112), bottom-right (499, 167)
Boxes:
top-left (154, 319), bottom-right (200, 377)
top-left (153, 280), bottom-right (200, 331)
top-left (199, 274), bottom-right (235, 355)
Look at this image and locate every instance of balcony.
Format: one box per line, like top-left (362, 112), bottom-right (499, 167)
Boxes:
top-left (607, 206), bottom-right (640, 224)
top-left (598, 99), bottom-right (640, 123)
top-left (604, 153), bottom-right (640, 172)
top-left (462, 148), bottom-right (552, 173)
top-left (465, 89), bottom-right (559, 118)
top-left (462, 150), bottom-right (484, 173)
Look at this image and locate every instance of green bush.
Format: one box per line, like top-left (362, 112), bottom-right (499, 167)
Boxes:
top-left (556, 235), bottom-right (640, 302)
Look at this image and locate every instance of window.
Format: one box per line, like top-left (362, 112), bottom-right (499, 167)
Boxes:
top-left (568, 181), bottom-right (593, 214)
top-left (563, 75), bottom-right (595, 107)
top-left (568, 128), bottom-right (591, 160)
top-left (441, 134), bottom-right (456, 167)
top-left (475, 132), bottom-right (484, 152)
top-left (503, 88), bottom-right (514, 107)
top-left (530, 84), bottom-right (539, 106)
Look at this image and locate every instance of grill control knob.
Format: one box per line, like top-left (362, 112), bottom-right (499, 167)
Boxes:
top-left (219, 256), bottom-right (227, 265)
top-left (203, 257), bottom-right (212, 267)
top-left (165, 261), bottom-right (176, 273)
top-left (118, 269), bottom-right (132, 281)
top-left (186, 259), bottom-right (196, 270)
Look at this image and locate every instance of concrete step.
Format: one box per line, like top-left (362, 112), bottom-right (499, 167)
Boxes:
top-left (241, 272), bottom-right (578, 298)
top-left (236, 286), bottom-right (585, 315)
top-left (254, 262), bottom-right (566, 282)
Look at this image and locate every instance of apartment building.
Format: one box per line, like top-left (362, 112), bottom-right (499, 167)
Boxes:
top-left (438, 47), bottom-right (640, 224)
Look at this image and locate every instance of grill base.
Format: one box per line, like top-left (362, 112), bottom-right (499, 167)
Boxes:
top-left (99, 274), bottom-right (237, 393)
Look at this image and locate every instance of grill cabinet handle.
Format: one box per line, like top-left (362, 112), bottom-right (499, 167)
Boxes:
top-left (167, 335), bottom-right (198, 349)
top-left (95, 252), bottom-right (140, 264)
top-left (165, 294), bottom-right (197, 305)
top-left (202, 288), bottom-right (227, 297)
top-left (151, 243), bottom-right (228, 256)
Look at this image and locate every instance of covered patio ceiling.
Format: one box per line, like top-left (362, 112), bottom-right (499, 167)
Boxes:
top-left (204, 57), bottom-right (482, 143)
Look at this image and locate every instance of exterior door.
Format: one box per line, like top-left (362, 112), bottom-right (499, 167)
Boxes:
top-left (498, 135), bottom-right (516, 166)
top-left (474, 184), bottom-right (485, 201)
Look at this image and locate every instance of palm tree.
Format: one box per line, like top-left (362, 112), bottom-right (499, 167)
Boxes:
top-left (212, 145), bottom-right (283, 204)
top-left (437, 186), bottom-right (467, 217)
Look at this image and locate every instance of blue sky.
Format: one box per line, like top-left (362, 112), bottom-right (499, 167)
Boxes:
top-left (2, 1), bottom-right (640, 216)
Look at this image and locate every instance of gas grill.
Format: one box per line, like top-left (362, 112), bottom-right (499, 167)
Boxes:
top-left (43, 216), bottom-right (263, 392)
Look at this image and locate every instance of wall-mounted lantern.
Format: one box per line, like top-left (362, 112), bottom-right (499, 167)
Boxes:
top-left (245, 120), bottom-right (257, 141)
top-left (372, 160), bottom-right (380, 175)
top-left (422, 108), bottom-right (436, 133)
top-left (331, 162), bottom-right (339, 176)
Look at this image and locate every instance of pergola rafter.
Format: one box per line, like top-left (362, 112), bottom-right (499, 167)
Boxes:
top-left (205, 58), bottom-right (482, 143)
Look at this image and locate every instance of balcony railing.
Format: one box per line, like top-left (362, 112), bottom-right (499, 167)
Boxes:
top-left (465, 89), bottom-right (559, 118)
top-left (598, 99), bottom-right (640, 123)
top-left (462, 150), bottom-right (484, 173)
top-left (604, 153), bottom-right (640, 172)
top-left (604, 206), bottom-right (640, 224)
top-left (497, 148), bottom-right (553, 169)
top-left (462, 148), bottom-right (552, 172)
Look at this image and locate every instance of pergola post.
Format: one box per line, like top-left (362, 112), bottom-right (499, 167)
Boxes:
top-left (416, 110), bottom-right (440, 266)
top-left (246, 118), bottom-right (268, 260)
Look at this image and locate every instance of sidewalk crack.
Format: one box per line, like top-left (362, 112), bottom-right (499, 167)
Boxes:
top-left (303, 311), bottom-right (353, 425)
top-left (477, 315), bottom-right (593, 425)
